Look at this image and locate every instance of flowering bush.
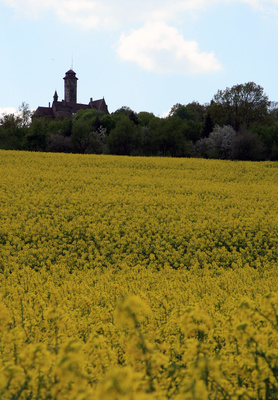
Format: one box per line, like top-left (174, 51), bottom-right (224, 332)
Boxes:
top-left (195, 125), bottom-right (236, 159)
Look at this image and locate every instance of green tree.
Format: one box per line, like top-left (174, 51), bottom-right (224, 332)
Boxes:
top-left (113, 106), bottom-right (139, 125)
top-left (47, 118), bottom-right (72, 137)
top-left (71, 119), bottom-right (106, 154)
top-left (70, 109), bottom-right (107, 154)
top-left (18, 102), bottom-right (32, 128)
top-left (72, 108), bottom-right (103, 123)
top-left (0, 112), bottom-right (26, 150)
top-left (254, 123), bottom-right (278, 160)
top-left (137, 112), bottom-right (157, 127)
top-left (23, 118), bottom-right (48, 151)
top-left (136, 112), bottom-right (160, 156)
top-left (170, 102), bottom-right (206, 122)
top-left (154, 116), bottom-right (192, 157)
top-left (47, 134), bottom-right (72, 153)
top-left (202, 111), bottom-right (214, 137)
top-left (99, 114), bottom-right (116, 135)
top-left (106, 116), bottom-right (141, 155)
top-left (230, 129), bottom-right (265, 160)
top-left (0, 103), bottom-right (32, 150)
top-left (212, 82), bottom-right (270, 131)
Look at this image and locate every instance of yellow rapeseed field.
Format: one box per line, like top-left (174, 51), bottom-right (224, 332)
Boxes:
top-left (0, 150), bottom-right (278, 400)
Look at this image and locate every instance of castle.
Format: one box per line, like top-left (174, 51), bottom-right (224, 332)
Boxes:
top-left (33, 69), bottom-right (109, 119)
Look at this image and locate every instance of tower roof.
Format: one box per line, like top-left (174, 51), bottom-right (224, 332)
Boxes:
top-left (53, 90), bottom-right (58, 102)
top-left (64, 69), bottom-right (78, 80)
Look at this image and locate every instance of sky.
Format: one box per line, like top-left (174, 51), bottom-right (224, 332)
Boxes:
top-left (1, 0), bottom-right (278, 117)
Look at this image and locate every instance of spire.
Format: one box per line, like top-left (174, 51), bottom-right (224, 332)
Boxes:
top-left (53, 90), bottom-right (58, 103)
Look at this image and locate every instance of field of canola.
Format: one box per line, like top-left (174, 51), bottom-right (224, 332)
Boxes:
top-left (1, 150), bottom-right (278, 400)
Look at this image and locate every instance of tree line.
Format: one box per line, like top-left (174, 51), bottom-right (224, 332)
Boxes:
top-left (1, 81), bottom-right (278, 161)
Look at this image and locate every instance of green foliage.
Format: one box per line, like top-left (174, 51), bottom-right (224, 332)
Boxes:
top-left (47, 134), bottom-right (72, 153)
top-left (47, 118), bottom-right (72, 137)
top-left (202, 111), bottom-right (214, 138)
top-left (170, 102), bottom-right (206, 123)
top-left (0, 103), bottom-right (31, 150)
top-left (72, 108), bottom-right (103, 123)
top-left (137, 112), bottom-right (157, 127)
top-left (195, 125), bottom-right (236, 159)
top-left (154, 116), bottom-right (190, 157)
top-left (230, 129), bottom-right (265, 161)
top-left (253, 123), bottom-right (278, 160)
top-left (0, 114), bottom-right (25, 150)
top-left (100, 114), bottom-right (116, 134)
top-left (71, 119), bottom-right (106, 154)
top-left (1, 82), bottom-right (278, 160)
top-left (62, 109), bottom-right (108, 154)
top-left (212, 82), bottom-right (270, 131)
top-left (23, 118), bottom-right (49, 151)
top-left (107, 116), bottom-right (141, 155)
top-left (18, 102), bottom-right (32, 128)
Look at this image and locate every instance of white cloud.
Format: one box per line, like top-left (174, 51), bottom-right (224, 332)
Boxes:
top-left (1, 0), bottom-right (277, 75)
top-left (2, 0), bottom-right (277, 29)
top-left (0, 0), bottom-right (224, 75)
top-left (1, 0), bottom-right (52, 18)
top-left (0, 107), bottom-right (18, 115)
top-left (117, 21), bottom-right (223, 74)
top-left (54, 1), bottom-right (103, 30)
top-left (2, 0), bottom-right (278, 31)
top-left (1, 0), bottom-right (104, 27)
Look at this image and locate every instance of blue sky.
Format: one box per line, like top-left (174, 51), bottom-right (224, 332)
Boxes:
top-left (1, 0), bottom-right (278, 117)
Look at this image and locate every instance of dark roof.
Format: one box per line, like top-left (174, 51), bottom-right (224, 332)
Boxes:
top-left (33, 69), bottom-right (109, 120)
top-left (90, 98), bottom-right (109, 114)
top-left (33, 106), bottom-right (54, 119)
top-left (64, 70), bottom-right (78, 80)
top-left (33, 98), bottom-right (109, 120)
top-left (92, 99), bottom-right (104, 109)
top-left (53, 101), bottom-right (90, 118)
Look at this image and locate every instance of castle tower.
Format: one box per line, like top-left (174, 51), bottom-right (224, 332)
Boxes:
top-left (63, 69), bottom-right (78, 103)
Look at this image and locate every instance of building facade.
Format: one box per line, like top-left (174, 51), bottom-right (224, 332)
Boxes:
top-left (33, 69), bottom-right (109, 119)
top-left (64, 69), bottom-right (78, 103)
